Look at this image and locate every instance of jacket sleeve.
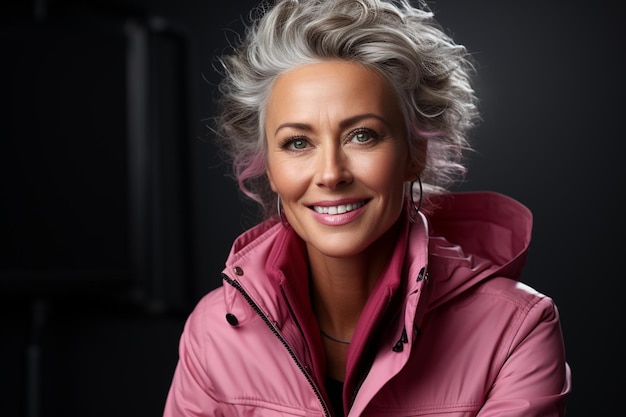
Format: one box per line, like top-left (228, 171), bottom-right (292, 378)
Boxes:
top-left (162, 305), bottom-right (223, 417)
top-left (478, 295), bottom-right (572, 416)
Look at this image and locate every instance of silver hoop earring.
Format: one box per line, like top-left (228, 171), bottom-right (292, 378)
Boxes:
top-left (277, 195), bottom-right (288, 227)
top-left (411, 177), bottom-right (423, 214)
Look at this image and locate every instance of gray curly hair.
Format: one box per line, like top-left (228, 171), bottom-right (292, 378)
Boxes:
top-left (214, 0), bottom-right (479, 220)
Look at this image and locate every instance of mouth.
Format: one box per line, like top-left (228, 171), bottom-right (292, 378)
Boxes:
top-left (310, 200), bottom-right (367, 215)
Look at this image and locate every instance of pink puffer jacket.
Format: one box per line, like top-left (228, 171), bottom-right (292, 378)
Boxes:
top-left (163, 191), bottom-right (571, 416)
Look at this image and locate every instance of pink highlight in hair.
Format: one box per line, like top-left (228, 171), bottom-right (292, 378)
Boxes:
top-left (235, 153), bottom-right (266, 204)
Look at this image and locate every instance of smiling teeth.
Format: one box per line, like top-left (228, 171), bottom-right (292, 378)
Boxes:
top-left (312, 201), bottom-right (365, 215)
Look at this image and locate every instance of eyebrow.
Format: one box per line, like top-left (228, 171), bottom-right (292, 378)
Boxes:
top-left (273, 113), bottom-right (389, 136)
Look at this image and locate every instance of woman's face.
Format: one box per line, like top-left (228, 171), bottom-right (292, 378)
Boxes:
top-left (265, 60), bottom-right (415, 259)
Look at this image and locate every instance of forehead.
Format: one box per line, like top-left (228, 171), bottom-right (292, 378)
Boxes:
top-left (266, 60), bottom-right (400, 123)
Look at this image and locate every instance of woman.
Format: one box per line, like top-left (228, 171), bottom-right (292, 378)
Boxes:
top-left (163, 1), bottom-right (571, 416)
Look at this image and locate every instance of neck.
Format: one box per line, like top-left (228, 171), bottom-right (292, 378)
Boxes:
top-left (308, 220), bottom-right (402, 342)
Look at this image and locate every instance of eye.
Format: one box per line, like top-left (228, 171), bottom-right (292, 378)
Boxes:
top-left (291, 139), bottom-right (307, 149)
top-left (349, 128), bottom-right (379, 144)
top-left (280, 136), bottom-right (309, 151)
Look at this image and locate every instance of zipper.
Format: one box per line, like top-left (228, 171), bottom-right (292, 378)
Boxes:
top-left (223, 273), bottom-right (331, 417)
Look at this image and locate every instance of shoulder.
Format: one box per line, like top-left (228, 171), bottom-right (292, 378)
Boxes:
top-left (183, 286), bottom-right (231, 335)
top-left (178, 285), bottom-right (242, 355)
top-left (473, 277), bottom-right (561, 321)
top-left (426, 275), bottom-right (563, 350)
top-left (421, 276), bottom-right (566, 377)
top-left (175, 284), bottom-right (258, 376)
top-left (450, 277), bottom-right (564, 356)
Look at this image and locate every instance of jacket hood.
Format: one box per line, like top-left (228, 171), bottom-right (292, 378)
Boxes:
top-left (424, 191), bottom-right (533, 310)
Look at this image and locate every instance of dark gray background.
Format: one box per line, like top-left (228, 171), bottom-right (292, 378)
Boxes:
top-left (1, 0), bottom-right (622, 416)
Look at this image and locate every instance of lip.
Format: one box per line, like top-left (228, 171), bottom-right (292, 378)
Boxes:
top-left (308, 199), bottom-right (369, 226)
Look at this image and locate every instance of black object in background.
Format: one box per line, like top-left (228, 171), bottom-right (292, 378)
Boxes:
top-left (1, 19), bottom-right (129, 284)
top-left (0, 5), bottom-right (194, 416)
top-left (0, 6), bottom-right (193, 310)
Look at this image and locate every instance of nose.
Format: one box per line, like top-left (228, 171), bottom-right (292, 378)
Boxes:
top-left (315, 143), bottom-right (352, 189)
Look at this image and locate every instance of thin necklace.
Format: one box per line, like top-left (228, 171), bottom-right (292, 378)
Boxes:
top-left (320, 329), bottom-right (351, 344)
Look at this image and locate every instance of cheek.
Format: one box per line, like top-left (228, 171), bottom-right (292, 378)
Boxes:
top-left (355, 151), bottom-right (410, 188)
top-left (266, 153), bottom-right (289, 192)
top-left (267, 158), bottom-right (310, 200)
